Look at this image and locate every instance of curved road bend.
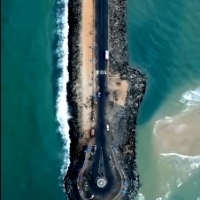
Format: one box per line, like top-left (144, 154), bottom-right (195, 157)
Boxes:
top-left (87, 0), bottom-right (122, 197)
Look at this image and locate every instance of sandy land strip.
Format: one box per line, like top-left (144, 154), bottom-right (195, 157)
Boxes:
top-left (81, 0), bottom-right (95, 139)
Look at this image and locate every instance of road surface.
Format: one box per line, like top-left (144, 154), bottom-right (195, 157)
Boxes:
top-left (87, 0), bottom-right (122, 196)
top-left (77, 0), bottom-right (125, 198)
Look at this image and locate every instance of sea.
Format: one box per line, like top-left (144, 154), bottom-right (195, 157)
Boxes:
top-left (1, 0), bottom-right (200, 200)
top-left (2, 0), bottom-right (69, 199)
top-left (127, 0), bottom-right (200, 200)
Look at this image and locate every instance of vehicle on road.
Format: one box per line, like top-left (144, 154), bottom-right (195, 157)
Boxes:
top-left (98, 92), bottom-right (101, 98)
top-left (106, 125), bottom-right (109, 131)
top-left (90, 195), bottom-right (94, 199)
top-left (105, 50), bottom-right (109, 60)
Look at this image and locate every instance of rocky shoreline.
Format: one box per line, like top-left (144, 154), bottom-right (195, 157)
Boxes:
top-left (108, 0), bottom-right (146, 199)
top-left (64, 0), bottom-right (147, 199)
top-left (64, 0), bottom-right (84, 199)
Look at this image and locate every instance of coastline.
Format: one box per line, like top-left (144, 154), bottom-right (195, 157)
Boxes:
top-left (108, 0), bottom-right (147, 198)
top-left (64, 0), bottom-right (147, 199)
top-left (64, 0), bottom-right (84, 199)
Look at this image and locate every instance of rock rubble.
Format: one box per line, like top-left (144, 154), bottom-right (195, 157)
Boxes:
top-left (108, 0), bottom-right (147, 199)
top-left (63, 0), bottom-right (84, 199)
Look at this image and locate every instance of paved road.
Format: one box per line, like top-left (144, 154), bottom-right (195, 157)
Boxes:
top-left (87, 0), bottom-right (117, 195)
top-left (77, 0), bottom-right (125, 198)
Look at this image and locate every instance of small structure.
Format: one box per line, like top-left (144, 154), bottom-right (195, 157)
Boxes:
top-left (97, 178), bottom-right (107, 188)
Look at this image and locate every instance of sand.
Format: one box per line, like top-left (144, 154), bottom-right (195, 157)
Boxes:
top-left (153, 104), bottom-right (200, 156)
top-left (81, 0), bottom-right (95, 138)
top-left (108, 73), bottom-right (129, 106)
top-left (81, 0), bottom-right (129, 136)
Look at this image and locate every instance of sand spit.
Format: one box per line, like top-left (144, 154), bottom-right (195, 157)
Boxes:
top-left (64, 0), bottom-right (147, 199)
top-left (64, 0), bottom-right (95, 198)
top-left (81, 0), bottom-right (95, 141)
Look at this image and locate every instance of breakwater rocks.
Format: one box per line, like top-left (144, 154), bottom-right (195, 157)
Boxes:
top-left (64, 0), bottom-right (83, 199)
top-left (109, 0), bottom-right (147, 199)
top-left (64, 0), bottom-right (147, 199)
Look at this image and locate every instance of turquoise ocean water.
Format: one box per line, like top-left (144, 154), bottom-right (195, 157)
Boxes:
top-left (127, 0), bottom-right (200, 199)
top-left (128, 0), bottom-right (200, 124)
top-left (2, 0), bottom-right (200, 200)
top-left (1, 0), bottom-right (67, 199)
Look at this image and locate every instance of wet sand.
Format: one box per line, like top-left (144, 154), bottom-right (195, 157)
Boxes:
top-left (136, 87), bottom-right (200, 200)
top-left (153, 104), bottom-right (200, 156)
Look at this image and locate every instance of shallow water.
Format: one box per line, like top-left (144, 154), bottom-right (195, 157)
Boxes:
top-left (127, 0), bottom-right (200, 199)
top-left (154, 102), bottom-right (200, 157)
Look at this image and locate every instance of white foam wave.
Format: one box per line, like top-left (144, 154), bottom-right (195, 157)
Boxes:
top-left (137, 193), bottom-right (146, 200)
top-left (160, 153), bottom-right (200, 171)
top-left (55, 0), bottom-right (71, 183)
top-left (161, 153), bottom-right (200, 160)
top-left (180, 87), bottom-right (200, 106)
top-left (176, 178), bottom-right (182, 188)
top-left (136, 193), bottom-right (165, 200)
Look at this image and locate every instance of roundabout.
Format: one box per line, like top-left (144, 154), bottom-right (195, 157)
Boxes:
top-left (97, 178), bottom-right (107, 188)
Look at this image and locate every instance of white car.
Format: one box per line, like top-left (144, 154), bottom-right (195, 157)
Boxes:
top-left (90, 195), bottom-right (94, 199)
top-left (98, 92), bottom-right (101, 97)
top-left (106, 125), bottom-right (109, 131)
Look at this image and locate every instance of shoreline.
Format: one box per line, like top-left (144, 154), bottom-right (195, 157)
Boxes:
top-left (108, 0), bottom-right (147, 197)
top-left (64, 0), bottom-right (147, 199)
top-left (64, 0), bottom-right (84, 199)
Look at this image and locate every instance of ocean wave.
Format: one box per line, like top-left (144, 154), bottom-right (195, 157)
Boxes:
top-left (179, 87), bottom-right (200, 106)
top-left (136, 193), bottom-right (146, 200)
top-left (136, 193), bottom-right (166, 200)
top-left (55, 0), bottom-right (71, 185)
top-left (160, 153), bottom-right (200, 168)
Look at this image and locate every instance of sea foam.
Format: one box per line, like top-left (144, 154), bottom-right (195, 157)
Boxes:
top-left (179, 87), bottom-right (200, 106)
top-left (55, 0), bottom-right (71, 184)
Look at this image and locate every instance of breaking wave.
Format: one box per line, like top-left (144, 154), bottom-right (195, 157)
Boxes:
top-left (180, 87), bottom-right (200, 106)
top-left (55, 0), bottom-right (71, 184)
top-left (160, 153), bottom-right (200, 170)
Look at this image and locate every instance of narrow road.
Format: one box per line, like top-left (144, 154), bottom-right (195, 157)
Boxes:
top-left (78, 0), bottom-right (125, 198)
top-left (87, 0), bottom-right (120, 196)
